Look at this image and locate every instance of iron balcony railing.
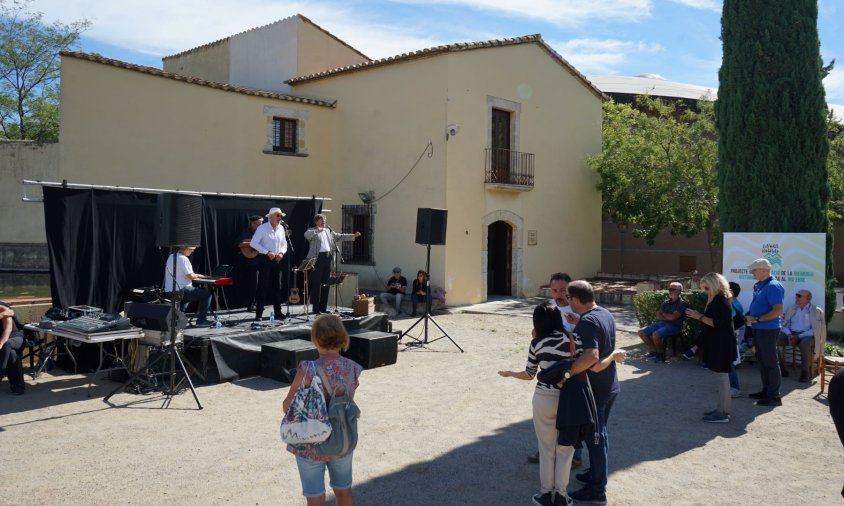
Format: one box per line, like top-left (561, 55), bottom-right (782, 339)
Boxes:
top-left (484, 148), bottom-right (535, 188)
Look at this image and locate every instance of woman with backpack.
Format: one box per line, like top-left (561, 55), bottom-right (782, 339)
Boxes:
top-left (283, 314), bottom-right (362, 506)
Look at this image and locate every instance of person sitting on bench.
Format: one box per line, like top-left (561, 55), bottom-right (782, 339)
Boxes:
top-left (638, 282), bottom-right (688, 363)
top-left (163, 246), bottom-right (213, 327)
top-left (777, 289), bottom-right (825, 382)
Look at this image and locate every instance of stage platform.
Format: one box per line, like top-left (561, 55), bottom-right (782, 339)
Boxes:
top-left (181, 306), bottom-right (390, 383)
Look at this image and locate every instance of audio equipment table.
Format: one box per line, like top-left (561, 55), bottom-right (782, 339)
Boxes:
top-left (51, 326), bottom-right (143, 397)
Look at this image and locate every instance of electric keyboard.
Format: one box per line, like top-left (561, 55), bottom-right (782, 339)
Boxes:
top-left (54, 315), bottom-right (133, 334)
top-left (194, 277), bottom-right (233, 286)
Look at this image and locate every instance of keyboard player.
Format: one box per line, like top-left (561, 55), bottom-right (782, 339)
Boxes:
top-left (163, 246), bottom-right (213, 327)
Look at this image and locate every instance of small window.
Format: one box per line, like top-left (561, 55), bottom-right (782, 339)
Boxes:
top-left (342, 204), bottom-right (375, 265)
top-left (272, 117), bottom-right (297, 153)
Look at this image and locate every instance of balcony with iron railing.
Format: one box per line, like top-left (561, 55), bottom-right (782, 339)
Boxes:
top-left (484, 148), bottom-right (535, 190)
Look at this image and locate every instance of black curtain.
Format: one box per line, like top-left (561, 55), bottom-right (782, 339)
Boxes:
top-left (44, 187), bottom-right (321, 313)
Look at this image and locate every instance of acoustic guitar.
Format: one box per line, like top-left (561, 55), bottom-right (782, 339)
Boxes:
top-left (239, 239), bottom-right (259, 259)
top-left (288, 287), bottom-right (301, 304)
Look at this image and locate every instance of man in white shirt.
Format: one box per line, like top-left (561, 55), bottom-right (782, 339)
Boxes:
top-left (777, 289), bottom-right (826, 382)
top-left (163, 246), bottom-right (213, 327)
top-left (249, 207), bottom-right (289, 321)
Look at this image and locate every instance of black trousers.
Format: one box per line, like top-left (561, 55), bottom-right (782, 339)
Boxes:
top-left (256, 256), bottom-right (285, 319)
top-left (310, 252), bottom-right (331, 313)
top-left (830, 368), bottom-right (844, 498)
top-left (1, 333), bottom-right (25, 391)
top-left (236, 256), bottom-right (260, 307)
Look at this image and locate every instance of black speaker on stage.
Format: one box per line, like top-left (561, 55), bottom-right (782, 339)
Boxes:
top-left (156, 193), bottom-right (202, 247)
top-left (127, 303), bottom-right (187, 332)
top-left (343, 330), bottom-right (398, 369)
top-left (415, 208), bottom-right (448, 245)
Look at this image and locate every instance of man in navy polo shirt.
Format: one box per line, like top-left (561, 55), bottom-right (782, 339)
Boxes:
top-left (745, 258), bottom-right (785, 406)
top-left (566, 280), bottom-right (621, 505)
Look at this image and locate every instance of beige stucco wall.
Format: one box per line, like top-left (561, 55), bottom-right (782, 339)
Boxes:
top-left (295, 44), bottom-right (602, 303)
top-left (293, 57), bottom-right (449, 294)
top-left (444, 44), bottom-right (603, 302)
top-left (162, 39), bottom-right (230, 84)
top-left (296, 20), bottom-right (369, 79)
top-left (0, 140), bottom-right (59, 243)
top-left (59, 56), bottom-right (335, 198)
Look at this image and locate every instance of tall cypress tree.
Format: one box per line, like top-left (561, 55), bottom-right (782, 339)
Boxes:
top-left (716, 0), bottom-right (833, 316)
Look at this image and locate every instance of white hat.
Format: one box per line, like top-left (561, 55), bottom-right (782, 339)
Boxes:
top-left (748, 258), bottom-right (772, 270)
top-left (265, 207), bottom-right (286, 218)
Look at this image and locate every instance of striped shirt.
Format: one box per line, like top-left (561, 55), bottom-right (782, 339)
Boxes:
top-left (526, 331), bottom-right (577, 390)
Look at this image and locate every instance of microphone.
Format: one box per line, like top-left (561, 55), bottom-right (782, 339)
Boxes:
top-left (327, 225), bottom-right (333, 232)
top-left (280, 220), bottom-right (289, 230)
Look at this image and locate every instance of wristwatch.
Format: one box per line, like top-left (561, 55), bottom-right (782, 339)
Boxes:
top-left (564, 371), bottom-right (571, 380)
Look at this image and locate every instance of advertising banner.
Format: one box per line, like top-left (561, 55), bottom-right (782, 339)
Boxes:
top-left (722, 232), bottom-right (826, 311)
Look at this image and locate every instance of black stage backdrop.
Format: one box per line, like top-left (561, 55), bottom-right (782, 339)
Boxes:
top-left (44, 187), bottom-right (321, 313)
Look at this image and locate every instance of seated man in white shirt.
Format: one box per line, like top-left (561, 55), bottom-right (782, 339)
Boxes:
top-left (777, 289), bottom-right (825, 382)
top-left (164, 246), bottom-right (213, 327)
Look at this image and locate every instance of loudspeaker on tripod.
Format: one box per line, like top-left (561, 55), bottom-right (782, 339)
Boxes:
top-left (156, 193), bottom-right (202, 247)
top-left (127, 302), bottom-right (187, 332)
top-left (415, 208), bottom-right (448, 245)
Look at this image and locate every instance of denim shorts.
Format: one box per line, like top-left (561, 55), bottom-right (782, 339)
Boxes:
top-left (295, 453), bottom-right (354, 497)
top-left (642, 320), bottom-right (681, 338)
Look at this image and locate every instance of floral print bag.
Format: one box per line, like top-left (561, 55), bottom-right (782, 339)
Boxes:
top-left (280, 361), bottom-right (332, 445)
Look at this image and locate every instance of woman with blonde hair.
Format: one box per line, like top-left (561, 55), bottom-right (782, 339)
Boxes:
top-left (685, 272), bottom-right (737, 423)
top-left (283, 314), bottom-right (363, 505)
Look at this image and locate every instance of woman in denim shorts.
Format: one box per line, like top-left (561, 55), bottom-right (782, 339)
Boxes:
top-left (283, 315), bottom-right (362, 505)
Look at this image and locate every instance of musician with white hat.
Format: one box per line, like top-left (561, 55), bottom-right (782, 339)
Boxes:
top-left (249, 207), bottom-right (289, 321)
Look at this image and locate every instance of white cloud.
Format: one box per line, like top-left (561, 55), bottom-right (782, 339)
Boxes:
top-left (28, 0), bottom-right (443, 59)
top-left (389, 0), bottom-right (653, 26)
top-left (550, 38), bottom-right (663, 75)
top-left (826, 66), bottom-right (844, 103)
top-left (668, 0), bottom-right (721, 12)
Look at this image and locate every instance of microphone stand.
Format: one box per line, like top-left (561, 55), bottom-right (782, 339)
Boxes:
top-left (282, 221), bottom-right (294, 320)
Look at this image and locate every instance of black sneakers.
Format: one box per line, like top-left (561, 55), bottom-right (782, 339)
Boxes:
top-left (748, 391), bottom-right (765, 399)
top-left (532, 492), bottom-right (554, 506)
top-left (755, 397), bottom-right (782, 407)
top-left (569, 487), bottom-right (607, 505)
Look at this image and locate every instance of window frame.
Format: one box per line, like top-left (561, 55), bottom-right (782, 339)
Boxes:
top-left (341, 204), bottom-right (375, 265)
top-left (272, 117), bottom-right (298, 153)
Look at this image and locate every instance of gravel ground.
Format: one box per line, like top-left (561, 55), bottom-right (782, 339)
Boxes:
top-left (1, 300), bottom-right (841, 505)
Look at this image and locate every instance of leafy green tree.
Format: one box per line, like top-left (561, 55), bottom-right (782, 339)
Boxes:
top-left (0, 0), bottom-right (89, 140)
top-left (829, 114), bottom-right (844, 223)
top-left (589, 96), bottom-right (720, 268)
top-left (716, 0), bottom-right (833, 317)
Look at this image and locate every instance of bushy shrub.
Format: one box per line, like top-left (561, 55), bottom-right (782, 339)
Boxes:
top-left (632, 290), bottom-right (709, 351)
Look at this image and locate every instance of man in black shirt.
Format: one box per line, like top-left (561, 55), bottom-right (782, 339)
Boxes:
top-left (234, 214), bottom-right (263, 312)
top-left (379, 267), bottom-right (407, 315)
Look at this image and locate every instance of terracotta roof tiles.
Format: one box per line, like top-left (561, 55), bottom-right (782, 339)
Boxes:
top-left (60, 51), bottom-right (336, 108)
top-left (286, 34), bottom-right (606, 101)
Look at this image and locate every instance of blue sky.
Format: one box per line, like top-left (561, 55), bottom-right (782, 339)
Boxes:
top-left (30, 0), bottom-right (844, 103)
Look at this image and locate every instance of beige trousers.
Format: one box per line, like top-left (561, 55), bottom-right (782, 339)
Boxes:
top-left (532, 387), bottom-right (575, 495)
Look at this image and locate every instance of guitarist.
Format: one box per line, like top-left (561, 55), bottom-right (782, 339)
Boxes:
top-left (250, 207), bottom-right (288, 321)
top-left (234, 214), bottom-right (263, 312)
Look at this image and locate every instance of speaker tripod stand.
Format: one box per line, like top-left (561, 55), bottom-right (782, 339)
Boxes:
top-left (401, 243), bottom-right (463, 352)
top-left (104, 247), bottom-right (203, 409)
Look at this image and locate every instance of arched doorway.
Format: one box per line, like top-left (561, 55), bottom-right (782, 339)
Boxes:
top-left (487, 220), bottom-right (512, 295)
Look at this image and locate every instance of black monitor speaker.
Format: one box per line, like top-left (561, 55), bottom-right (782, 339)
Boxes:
top-left (127, 303), bottom-right (187, 332)
top-left (156, 193), bottom-right (202, 247)
top-left (415, 208), bottom-right (448, 245)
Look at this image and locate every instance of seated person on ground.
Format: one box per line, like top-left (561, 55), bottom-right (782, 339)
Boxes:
top-left (410, 270), bottom-right (427, 316)
top-left (777, 289), bottom-right (825, 382)
top-left (379, 267), bottom-right (407, 314)
top-left (639, 282), bottom-right (688, 363)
